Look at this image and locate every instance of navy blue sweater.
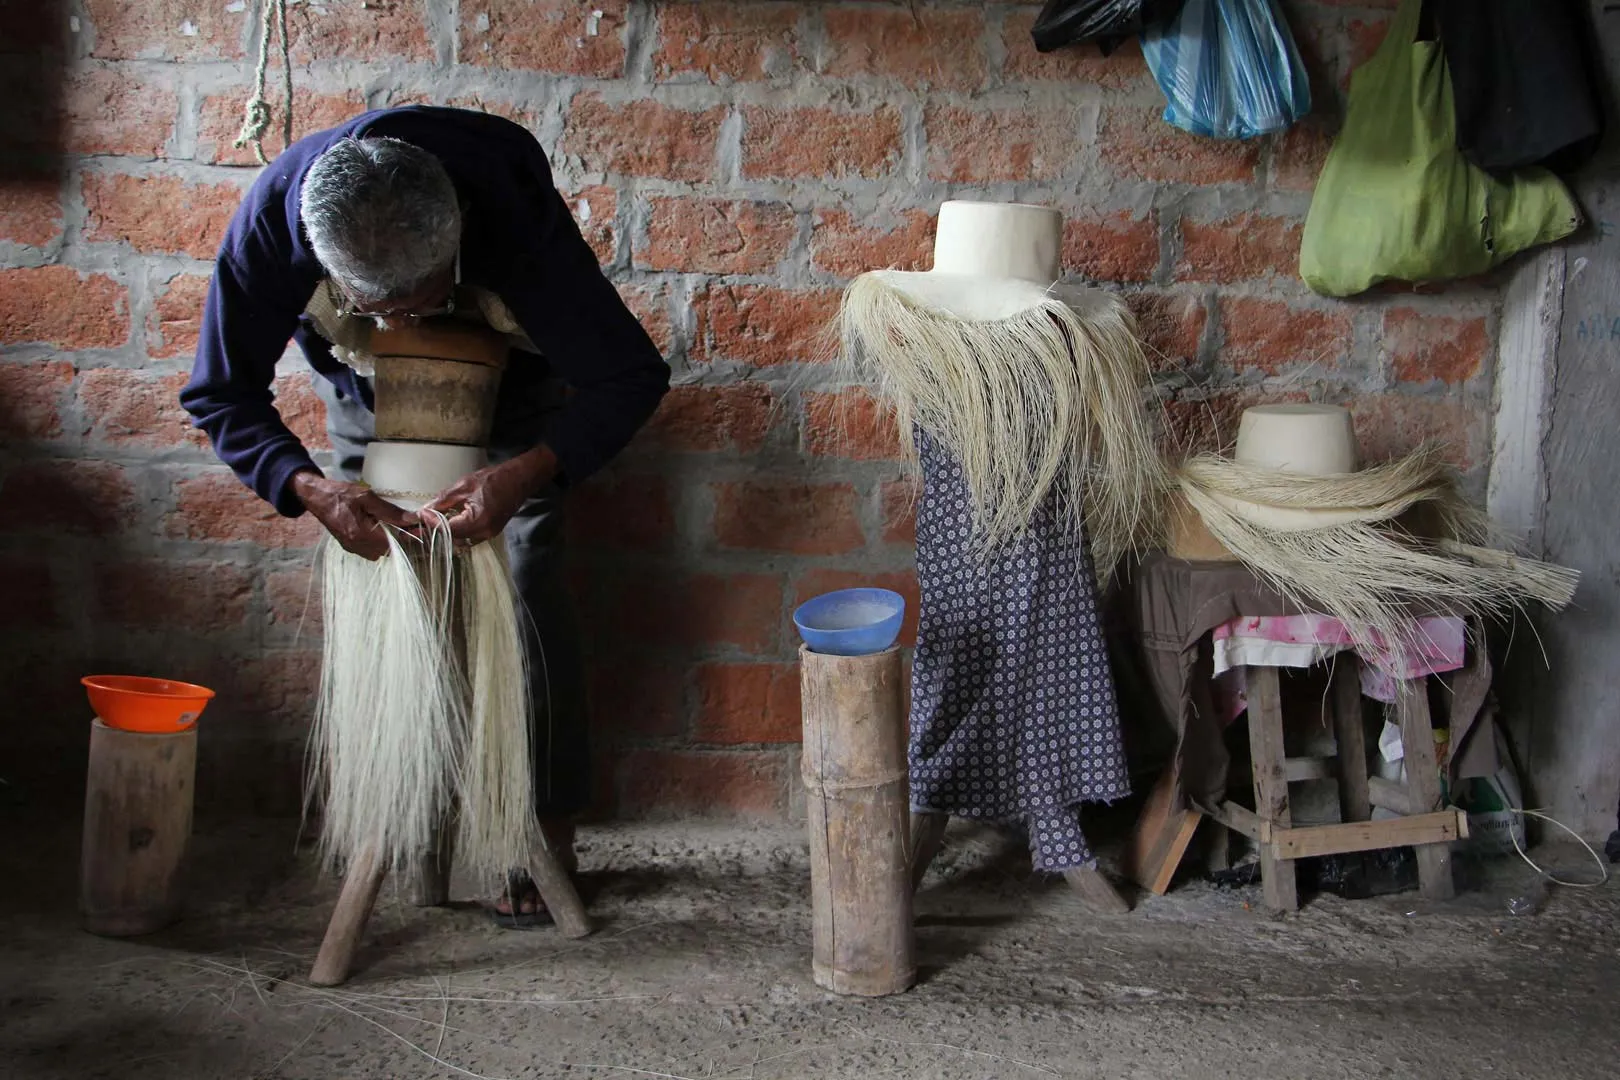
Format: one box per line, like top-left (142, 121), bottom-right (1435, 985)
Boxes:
top-left (180, 106), bottom-right (669, 517)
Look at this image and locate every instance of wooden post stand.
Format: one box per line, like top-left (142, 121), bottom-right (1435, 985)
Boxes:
top-left (80, 719), bottom-right (197, 937)
top-left (800, 645), bottom-right (915, 997)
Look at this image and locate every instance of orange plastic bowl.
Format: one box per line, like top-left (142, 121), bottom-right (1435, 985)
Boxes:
top-left (81, 675), bottom-right (215, 734)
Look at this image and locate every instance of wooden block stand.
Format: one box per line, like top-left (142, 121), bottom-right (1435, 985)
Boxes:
top-left (1207, 657), bottom-right (1468, 912)
top-left (800, 645), bottom-right (915, 997)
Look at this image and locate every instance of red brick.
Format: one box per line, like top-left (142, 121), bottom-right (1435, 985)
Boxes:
top-left (589, 662), bottom-right (685, 739)
top-left (926, 105), bottom-right (1085, 183)
top-left (64, 68), bottom-right (176, 158)
top-left (266, 567), bottom-right (320, 632)
top-left (640, 384), bottom-right (775, 453)
top-left (616, 570), bottom-right (783, 653)
top-left (1160, 387), bottom-right (1308, 457)
top-left (568, 473), bottom-right (674, 552)
top-left (85, 0), bottom-right (246, 61)
top-left (880, 478), bottom-right (917, 546)
top-left (148, 274), bottom-right (212, 360)
top-left (640, 196), bottom-right (795, 275)
top-left (94, 558), bottom-right (253, 632)
top-left (742, 104), bottom-right (904, 180)
top-left (561, 183), bottom-right (617, 264)
top-left (83, 173), bottom-right (239, 259)
top-left (616, 283), bottom-right (675, 357)
top-left (1219, 298), bottom-right (1352, 375)
top-left (196, 88), bottom-right (367, 166)
top-left (821, 7), bottom-right (984, 90)
top-left (0, 267), bottom-right (130, 350)
top-left (0, 459), bottom-right (136, 536)
top-left (1063, 211), bottom-right (1159, 283)
top-left (1101, 106), bottom-right (1260, 185)
top-left (0, 555), bottom-right (58, 629)
top-left (78, 368), bottom-right (203, 450)
top-left (713, 481), bottom-right (863, 555)
top-left (286, 0), bottom-right (433, 62)
top-left (694, 663), bottom-right (800, 744)
top-left (1126, 292), bottom-right (1206, 373)
top-left (1350, 394), bottom-right (1481, 468)
top-left (694, 285), bottom-right (840, 366)
top-left (803, 390), bottom-right (901, 460)
top-left (616, 748), bottom-right (785, 817)
top-left (274, 372), bottom-right (330, 451)
top-left (563, 95), bottom-right (723, 181)
top-left (0, 360), bottom-right (73, 441)
top-left (653, 1), bottom-right (801, 82)
top-left (1002, 15), bottom-right (1146, 88)
top-left (168, 472), bottom-right (324, 548)
top-left (233, 649), bottom-right (322, 732)
top-left (810, 208), bottom-right (934, 277)
top-left (1177, 213), bottom-right (1304, 282)
top-left (1346, 17), bottom-right (1390, 77)
top-left (1273, 116), bottom-right (1335, 192)
top-left (1384, 309), bottom-right (1489, 385)
top-left (0, 176), bottom-right (62, 247)
top-left (463, 0), bottom-right (627, 77)
top-left (794, 567), bottom-right (920, 648)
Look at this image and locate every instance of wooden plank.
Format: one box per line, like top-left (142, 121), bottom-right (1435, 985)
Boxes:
top-left (1284, 757), bottom-right (1335, 783)
top-left (1246, 666), bottom-right (1298, 912)
top-left (1121, 768), bottom-right (1202, 896)
top-left (1367, 775), bottom-right (1417, 815)
top-left (1209, 800), bottom-right (1262, 841)
top-left (1331, 656), bottom-right (1373, 823)
top-left (1269, 809), bottom-right (1467, 860)
top-left (1397, 677), bottom-right (1456, 900)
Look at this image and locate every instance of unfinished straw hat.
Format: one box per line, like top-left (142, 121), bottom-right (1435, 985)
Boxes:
top-left (1173, 403), bottom-right (1578, 653)
top-left (838, 200), bottom-right (1168, 577)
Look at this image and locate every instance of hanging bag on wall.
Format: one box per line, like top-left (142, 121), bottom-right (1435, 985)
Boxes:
top-left (1031, 0), bottom-right (1186, 54)
top-left (1139, 0), bottom-right (1311, 140)
top-left (1298, 0), bottom-right (1581, 298)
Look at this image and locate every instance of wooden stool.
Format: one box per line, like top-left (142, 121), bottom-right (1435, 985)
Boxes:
top-left (1206, 657), bottom-right (1469, 912)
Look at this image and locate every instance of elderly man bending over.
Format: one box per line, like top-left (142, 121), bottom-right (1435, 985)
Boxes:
top-left (181, 106), bottom-right (669, 924)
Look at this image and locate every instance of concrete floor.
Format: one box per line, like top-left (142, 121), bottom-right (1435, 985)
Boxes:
top-left (3, 816), bottom-right (1618, 1080)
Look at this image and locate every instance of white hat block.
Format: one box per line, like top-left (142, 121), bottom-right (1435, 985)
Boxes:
top-left (1206, 405), bottom-right (1367, 532)
top-left (872, 201), bottom-right (1065, 321)
top-left (361, 441), bottom-right (487, 511)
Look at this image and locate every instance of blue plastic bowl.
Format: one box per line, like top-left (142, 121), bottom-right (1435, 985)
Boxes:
top-left (792, 587), bottom-right (906, 656)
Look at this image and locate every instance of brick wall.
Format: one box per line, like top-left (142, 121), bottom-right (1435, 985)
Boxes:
top-left (0, 0), bottom-right (1497, 819)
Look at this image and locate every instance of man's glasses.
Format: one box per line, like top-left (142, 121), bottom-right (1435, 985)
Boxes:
top-left (331, 281), bottom-right (457, 321)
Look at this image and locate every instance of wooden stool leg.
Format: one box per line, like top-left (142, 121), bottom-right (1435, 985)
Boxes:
top-left (528, 834), bottom-right (591, 939)
top-left (1397, 678), bottom-right (1455, 901)
top-left (1331, 657), bottom-right (1372, 824)
top-left (310, 849), bottom-right (388, 987)
top-left (408, 812), bottom-right (456, 907)
top-left (909, 811), bottom-right (948, 893)
top-left (1248, 666), bottom-right (1298, 912)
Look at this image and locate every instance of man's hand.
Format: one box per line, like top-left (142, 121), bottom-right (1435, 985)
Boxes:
top-left (291, 469), bottom-right (419, 560)
top-left (420, 445), bottom-right (557, 546)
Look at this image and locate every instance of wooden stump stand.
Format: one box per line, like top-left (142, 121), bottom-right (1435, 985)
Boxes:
top-left (800, 645), bottom-right (915, 997)
top-left (80, 719), bottom-right (197, 937)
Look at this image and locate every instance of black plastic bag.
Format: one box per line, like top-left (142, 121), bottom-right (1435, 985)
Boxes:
top-left (1432, 0), bottom-right (1603, 174)
top-left (1032, 0), bottom-right (1187, 54)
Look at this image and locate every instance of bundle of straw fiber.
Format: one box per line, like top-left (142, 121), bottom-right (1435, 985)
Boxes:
top-left (307, 516), bottom-right (538, 884)
top-left (1176, 443), bottom-right (1579, 655)
top-left (838, 274), bottom-right (1169, 579)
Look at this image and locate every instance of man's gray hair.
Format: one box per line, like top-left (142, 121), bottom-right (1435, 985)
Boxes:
top-left (299, 136), bottom-right (461, 304)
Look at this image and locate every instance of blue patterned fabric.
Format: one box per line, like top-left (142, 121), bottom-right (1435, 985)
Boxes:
top-left (908, 430), bottom-right (1131, 872)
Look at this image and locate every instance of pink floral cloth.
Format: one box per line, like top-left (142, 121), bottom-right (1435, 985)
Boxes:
top-left (1209, 614), bottom-right (1466, 724)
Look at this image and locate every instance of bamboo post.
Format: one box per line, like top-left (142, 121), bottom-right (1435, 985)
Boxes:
top-left (800, 644), bottom-right (914, 997)
top-left (80, 719), bottom-right (197, 937)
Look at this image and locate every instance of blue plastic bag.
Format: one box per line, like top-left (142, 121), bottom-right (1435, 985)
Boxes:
top-left (1140, 0), bottom-right (1310, 140)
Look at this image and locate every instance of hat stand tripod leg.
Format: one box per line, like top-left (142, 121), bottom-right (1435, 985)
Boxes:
top-left (407, 808), bottom-right (457, 908)
top-left (909, 811), bottom-right (948, 892)
top-left (528, 832), bottom-right (590, 938)
top-left (310, 847), bottom-right (388, 986)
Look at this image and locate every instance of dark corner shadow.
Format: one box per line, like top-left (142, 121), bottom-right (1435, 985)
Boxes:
top-left (0, 0), bottom-right (69, 187)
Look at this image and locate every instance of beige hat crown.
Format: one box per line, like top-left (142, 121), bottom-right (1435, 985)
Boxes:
top-left (1234, 403), bottom-right (1360, 477)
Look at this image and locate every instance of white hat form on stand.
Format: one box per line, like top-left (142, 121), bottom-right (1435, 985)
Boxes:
top-left (1207, 404), bottom-right (1368, 531)
top-left (872, 201), bottom-right (1065, 321)
top-left (362, 441), bottom-right (487, 511)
